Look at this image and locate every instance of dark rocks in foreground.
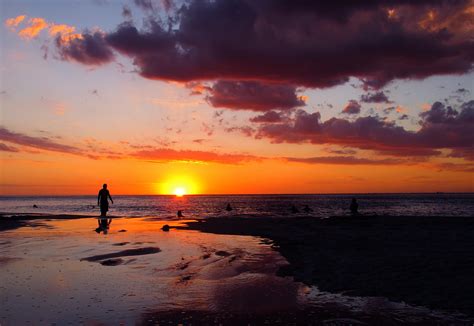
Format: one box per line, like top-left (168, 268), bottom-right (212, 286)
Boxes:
top-left (181, 215), bottom-right (474, 317)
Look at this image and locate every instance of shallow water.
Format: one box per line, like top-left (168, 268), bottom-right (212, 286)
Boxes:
top-left (0, 217), bottom-right (471, 325)
top-left (1, 193), bottom-right (473, 219)
top-left (0, 217), bottom-right (300, 324)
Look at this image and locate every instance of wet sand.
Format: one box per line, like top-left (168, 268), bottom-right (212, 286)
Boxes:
top-left (1, 214), bottom-right (473, 325)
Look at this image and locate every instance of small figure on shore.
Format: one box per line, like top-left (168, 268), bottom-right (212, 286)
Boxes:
top-left (177, 210), bottom-right (184, 218)
top-left (350, 197), bottom-right (359, 215)
top-left (303, 205), bottom-right (313, 213)
top-left (291, 205), bottom-right (299, 214)
top-left (98, 183), bottom-right (113, 217)
top-left (226, 203), bottom-right (233, 211)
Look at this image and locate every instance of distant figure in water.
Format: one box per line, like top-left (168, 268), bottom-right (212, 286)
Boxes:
top-left (350, 197), bottom-right (359, 215)
top-left (226, 203), bottom-right (233, 211)
top-left (291, 205), bottom-right (299, 214)
top-left (177, 210), bottom-right (184, 218)
top-left (33, 204), bottom-right (38, 208)
top-left (95, 218), bottom-right (112, 234)
top-left (303, 205), bottom-right (313, 213)
top-left (98, 183), bottom-right (113, 217)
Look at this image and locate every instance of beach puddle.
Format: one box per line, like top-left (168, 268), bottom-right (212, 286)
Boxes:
top-left (0, 217), bottom-right (296, 324)
top-left (0, 217), bottom-right (471, 325)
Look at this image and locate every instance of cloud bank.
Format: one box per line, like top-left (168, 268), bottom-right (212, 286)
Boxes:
top-left (7, 0), bottom-right (471, 90)
top-left (255, 100), bottom-right (474, 159)
top-left (206, 81), bottom-right (305, 111)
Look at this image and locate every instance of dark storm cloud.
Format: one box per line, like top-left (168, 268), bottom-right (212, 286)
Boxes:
top-left (55, 31), bottom-right (114, 65)
top-left (250, 111), bottom-right (283, 123)
top-left (53, 0), bottom-right (473, 89)
top-left (342, 100), bottom-right (361, 114)
top-left (255, 100), bottom-right (474, 158)
top-left (361, 91), bottom-right (392, 103)
top-left (206, 81), bottom-right (305, 111)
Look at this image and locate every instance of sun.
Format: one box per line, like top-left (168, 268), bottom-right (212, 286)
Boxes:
top-left (174, 187), bottom-right (186, 197)
top-left (157, 175), bottom-right (201, 195)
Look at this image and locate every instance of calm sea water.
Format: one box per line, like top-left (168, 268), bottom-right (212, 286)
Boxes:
top-left (0, 194), bottom-right (473, 219)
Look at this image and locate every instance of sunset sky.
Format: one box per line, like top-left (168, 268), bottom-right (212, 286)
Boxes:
top-left (1, 0), bottom-right (473, 195)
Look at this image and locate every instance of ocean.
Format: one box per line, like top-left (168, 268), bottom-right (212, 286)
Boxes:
top-left (1, 193), bottom-right (473, 219)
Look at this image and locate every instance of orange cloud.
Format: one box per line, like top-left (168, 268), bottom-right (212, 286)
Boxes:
top-left (18, 17), bottom-right (48, 39)
top-left (299, 95), bottom-right (308, 102)
top-left (48, 24), bottom-right (75, 36)
top-left (48, 24), bottom-right (82, 43)
top-left (4, 15), bottom-right (26, 30)
top-left (6, 15), bottom-right (81, 43)
top-left (396, 105), bottom-right (407, 113)
top-left (186, 82), bottom-right (211, 95)
top-left (421, 103), bottom-right (431, 111)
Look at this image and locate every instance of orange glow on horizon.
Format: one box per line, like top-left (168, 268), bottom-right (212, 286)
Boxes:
top-left (157, 175), bottom-right (200, 195)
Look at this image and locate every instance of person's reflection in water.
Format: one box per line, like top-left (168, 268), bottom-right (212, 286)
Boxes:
top-left (95, 218), bottom-right (112, 234)
top-left (98, 183), bottom-right (114, 217)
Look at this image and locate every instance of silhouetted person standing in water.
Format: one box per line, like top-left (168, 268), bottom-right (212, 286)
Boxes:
top-left (98, 184), bottom-right (113, 217)
top-left (226, 203), bottom-right (233, 211)
top-left (350, 197), bottom-right (359, 215)
top-left (291, 204), bottom-right (299, 214)
top-left (303, 205), bottom-right (313, 213)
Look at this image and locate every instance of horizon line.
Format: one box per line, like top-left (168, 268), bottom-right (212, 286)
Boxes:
top-left (1, 191), bottom-right (472, 197)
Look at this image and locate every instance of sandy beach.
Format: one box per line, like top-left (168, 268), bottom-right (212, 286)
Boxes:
top-left (1, 213), bottom-right (473, 325)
